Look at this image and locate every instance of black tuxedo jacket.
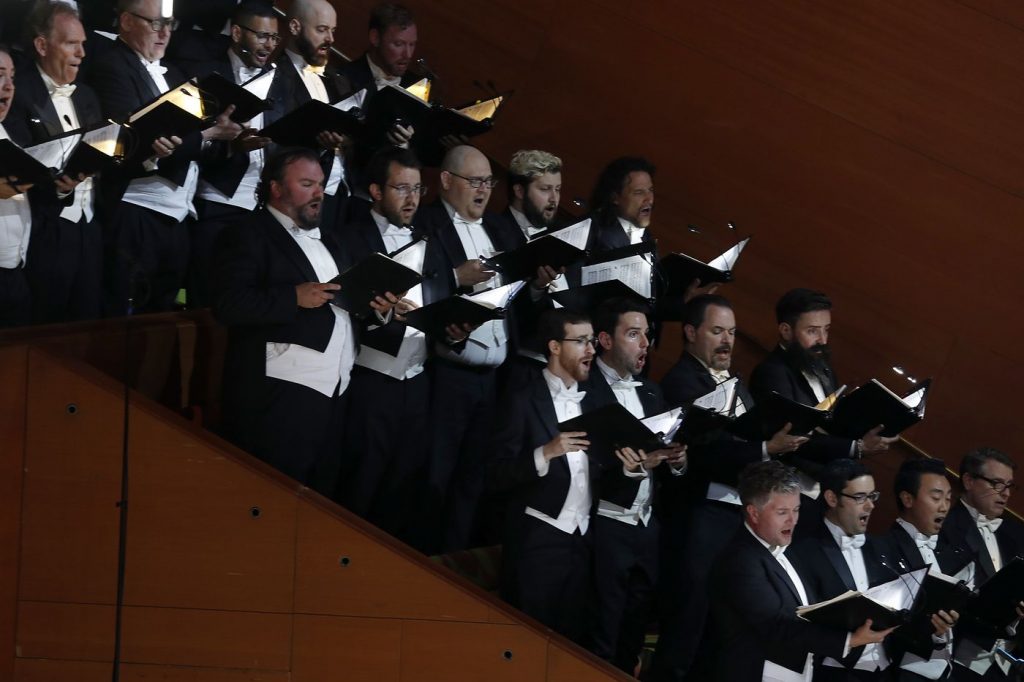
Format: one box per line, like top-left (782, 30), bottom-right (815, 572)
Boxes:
top-left (586, 210), bottom-right (657, 252)
top-left (5, 65), bottom-right (104, 225)
top-left (487, 371), bottom-right (603, 519)
top-left (85, 39), bottom-right (204, 208)
top-left (708, 526), bottom-right (848, 681)
top-left (337, 53), bottom-right (421, 99)
top-left (337, 216), bottom-right (450, 353)
top-left (194, 56), bottom-right (283, 199)
top-left (660, 351), bottom-right (763, 491)
top-left (582, 367), bottom-right (671, 508)
top-left (788, 521), bottom-right (892, 667)
top-left (750, 345), bottom-right (854, 476)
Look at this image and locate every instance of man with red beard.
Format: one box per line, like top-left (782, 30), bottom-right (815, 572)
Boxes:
top-left (583, 296), bottom-right (686, 674)
top-left (707, 460), bottom-right (892, 681)
top-left (339, 3), bottom-right (423, 96)
top-left (940, 448), bottom-right (1024, 680)
top-left (488, 307), bottom-right (600, 644)
top-left (652, 294), bottom-right (808, 682)
top-left (750, 288), bottom-right (898, 538)
top-left (189, 1), bottom-right (282, 308)
top-left (212, 147), bottom-right (396, 494)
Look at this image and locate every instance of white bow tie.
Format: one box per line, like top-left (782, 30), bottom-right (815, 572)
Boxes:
top-left (710, 369), bottom-right (731, 383)
top-left (840, 534), bottom-right (866, 551)
top-left (383, 224), bottom-right (411, 237)
top-left (914, 533), bottom-right (938, 551)
top-left (553, 387), bottom-right (586, 406)
top-left (238, 67), bottom-right (262, 82)
top-left (144, 62), bottom-right (167, 77)
top-left (303, 64), bottom-right (325, 76)
top-left (977, 515), bottom-right (1003, 533)
top-left (289, 225), bottom-right (321, 240)
top-left (454, 215), bottom-right (483, 230)
top-left (612, 378), bottom-right (643, 390)
top-left (49, 83), bottom-right (76, 99)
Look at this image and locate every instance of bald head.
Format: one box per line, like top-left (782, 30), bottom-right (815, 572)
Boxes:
top-left (287, 0), bottom-right (336, 66)
top-left (440, 146), bottom-right (494, 221)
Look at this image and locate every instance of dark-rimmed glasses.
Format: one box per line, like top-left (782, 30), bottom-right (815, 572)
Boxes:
top-left (560, 336), bottom-right (598, 348)
top-left (129, 12), bottom-right (179, 32)
top-left (387, 184), bottom-right (427, 197)
top-left (447, 171), bottom-right (498, 189)
top-left (840, 491), bottom-right (881, 504)
top-left (974, 475), bottom-right (1016, 494)
top-left (239, 25), bottom-right (282, 44)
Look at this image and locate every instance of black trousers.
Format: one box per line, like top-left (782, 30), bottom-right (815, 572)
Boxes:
top-left (501, 514), bottom-right (592, 645)
top-left (24, 214), bottom-right (102, 323)
top-left (589, 514), bottom-right (659, 673)
top-left (0, 266), bottom-right (31, 327)
top-left (649, 498), bottom-right (742, 682)
top-left (423, 359), bottom-right (499, 553)
top-left (339, 368), bottom-right (430, 543)
top-left (815, 664), bottom-right (895, 681)
top-left (104, 203), bottom-right (189, 315)
top-left (189, 199), bottom-right (249, 309)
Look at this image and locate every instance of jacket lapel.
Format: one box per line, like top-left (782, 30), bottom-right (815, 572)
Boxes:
top-left (822, 537), bottom-right (857, 591)
top-left (263, 216), bottom-right (319, 284)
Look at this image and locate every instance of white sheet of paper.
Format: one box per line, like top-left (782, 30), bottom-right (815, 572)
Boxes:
top-left (242, 67), bottom-right (276, 100)
top-left (865, 566), bottom-right (928, 611)
top-left (81, 122), bottom-right (121, 157)
top-left (390, 239), bottom-right (427, 275)
top-left (692, 377), bottom-right (738, 413)
top-left (707, 236), bottom-right (750, 271)
top-left (25, 135), bottom-right (80, 170)
top-left (548, 218), bottom-right (592, 250)
top-left (641, 407), bottom-right (683, 443)
top-left (465, 280), bottom-right (526, 309)
top-left (334, 88), bottom-right (367, 112)
top-left (581, 254), bottom-right (652, 298)
top-left (129, 82), bottom-right (203, 122)
top-left (903, 384), bottom-right (928, 412)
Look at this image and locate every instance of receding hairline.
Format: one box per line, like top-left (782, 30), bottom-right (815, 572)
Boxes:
top-left (442, 145), bottom-right (490, 175)
top-left (288, 0), bottom-right (336, 25)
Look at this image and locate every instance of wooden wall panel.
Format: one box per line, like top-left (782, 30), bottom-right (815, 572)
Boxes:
top-left (546, 642), bottom-right (632, 682)
top-left (17, 602), bottom-right (114, 661)
top-left (293, 504), bottom-right (492, 621)
top-left (0, 346), bottom-right (27, 682)
top-left (19, 350), bottom-right (123, 604)
top-left (398, 621), bottom-right (547, 681)
top-left (292, 615), bottom-right (402, 682)
top-left (15, 659), bottom-right (111, 681)
top-left (123, 408), bottom-right (298, 613)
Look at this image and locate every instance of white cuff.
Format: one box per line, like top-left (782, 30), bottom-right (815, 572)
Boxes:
top-left (533, 446), bottom-right (549, 477)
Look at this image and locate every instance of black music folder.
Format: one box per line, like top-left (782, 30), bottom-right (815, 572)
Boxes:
top-left (260, 99), bottom-right (364, 147)
top-left (894, 570), bottom-right (976, 659)
top-left (967, 557), bottom-right (1024, 631)
top-left (484, 234), bottom-right (586, 282)
top-left (328, 252), bottom-right (423, 318)
top-left (402, 281), bottom-right (525, 337)
top-left (196, 72), bottom-right (270, 123)
top-left (549, 280), bottom-right (651, 314)
top-left (558, 402), bottom-right (681, 469)
top-left (797, 567), bottom-right (926, 631)
top-left (125, 100), bottom-right (206, 162)
top-left (727, 391), bottom-right (832, 441)
top-left (829, 378), bottom-right (931, 439)
top-left (660, 236), bottom-right (751, 293)
top-left (0, 140), bottom-right (55, 185)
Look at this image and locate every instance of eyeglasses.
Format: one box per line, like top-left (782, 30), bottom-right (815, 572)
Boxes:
top-left (974, 475), bottom-right (1016, 494)
top-left (129, 12), bottom-right (179, 32)
top-left (387, 184), bottom-right (427, 197)
top-left (840, 491), bottom-right (881, 504)
top-left (239, 25), bottom-right (282, 44)
top-left (447, 171), bottom-right (498, 189)
top-left (559, 336), bottom-right (598, 348)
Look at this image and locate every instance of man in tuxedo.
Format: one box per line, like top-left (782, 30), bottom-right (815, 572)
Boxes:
top-left (188, 1), bottom-right (280, 308)
top-left (788, 459), bottom-right (895, 680)
top-left (750, 288), bottom-right (898, 536)
top-left (212, 147), bottom-right (394, 493)
top-left (583, 296), bottom-right (686, 674)
top-left (4, 2), bottom-right (102, 323)
top-left (339, 3), bottom-right (421, 95)
top-left (335, 146), bottom-right (456, 543)
top-left (488, 307), bottom-right (598, 643)
top-left (880, 458), bottom-right (968, 681)
top-left (86, 0), bottom-right (242, 314)
top-left (940, 448), bottom-right (1024, 680)
top-left (414, 144), bottom-right (524, 552)
top-left (0, 46), bottom-right (34, 327)
top-left (586, 156), bottom-right (656, 252)
top-left (505, 148), bottom-right (562, 241)
top-left (651, 293), bottom-right (809, 682)
top-left (707, 460), bottom-right (893, 681)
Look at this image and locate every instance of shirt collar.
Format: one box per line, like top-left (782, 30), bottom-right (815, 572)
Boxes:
top-left (824, 517), bottom-right (853, 544)
top-left (542, 367), bottom-right (577, 395)
top-left (895, 516), bottom-right (927, 540)
top-left (508, 205), bottom-right (544, 239)
top-left (617, 216), bottom-right (645, 236)
top-left (443, 199), bottom-right (482, 227)
top-left (961, 498), bottom-right (998, 525)
top-left (37, 65), bottom-right (74, 93)
top-left (267, 204), bottom-right (295, 231)
top-left (286, 49), bottom-right (322, 75)
top-left (366, 52), bottom-right (401, 89)
top-left (596, 357), bottom-right (631, 385)
top-left (745, 522), bottom-right (785, 558)
top-left (371, 208), bottom-right (409, 236)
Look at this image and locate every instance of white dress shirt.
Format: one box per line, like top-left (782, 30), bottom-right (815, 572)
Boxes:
top-left (0, 124), bottom-right (32, 268)
top-left (196, 51), bottom-right (266, 210)
top-left (262, 205), bottom-right (355, 397)
top-left (37, 67), bottom-right (95, 223)
top-left (524, 369), bottom-right (591, 535)
top-left (821, 518), bottom-right (890, 672)
top-left (120, 51), bottom-right (200, 220)
top-left (435, 201), bottom-right (509, 368)
top-left (617, 217), bottom-right (646, 245)
top-left (353, 210), bottom-right (427, 380)
top-left (367, 53), bottom-right (401, 90)
top-left (285, 50), bottom-right (346, 197)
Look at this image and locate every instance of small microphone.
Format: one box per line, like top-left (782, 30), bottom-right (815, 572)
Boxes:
top-left (416, 57), bottom-right (438, 81)
top-left (571, 197), bottom-right (586, 208)
top-left (63, 114), bottom-right (74, 127)
top-left (687, 223), bottom-right (702, 234)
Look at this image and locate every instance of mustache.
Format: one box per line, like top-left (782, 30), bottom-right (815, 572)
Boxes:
top-left (714, 344), bottom-right (732, 354)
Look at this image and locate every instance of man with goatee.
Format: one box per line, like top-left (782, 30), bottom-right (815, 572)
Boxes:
top-left (487, 307), bottom-right (600, 644)
top-left (212, 148), bottom-right (395, 494)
